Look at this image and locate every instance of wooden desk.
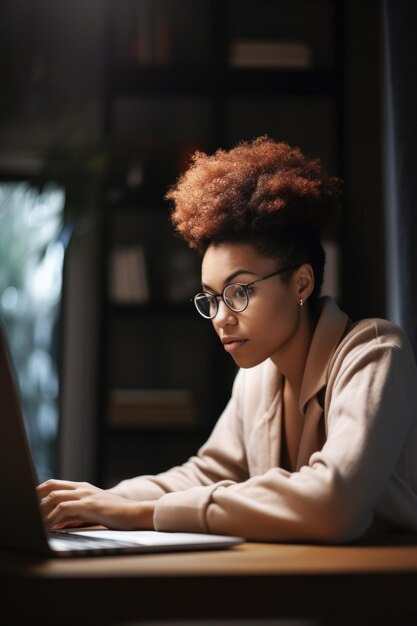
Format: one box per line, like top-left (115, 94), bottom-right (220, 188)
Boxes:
top-left (1, 536), bottom-right (417, 625)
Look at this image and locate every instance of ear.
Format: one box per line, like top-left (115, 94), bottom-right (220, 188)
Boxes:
top-left (294, 263), bottom-right (314, 303)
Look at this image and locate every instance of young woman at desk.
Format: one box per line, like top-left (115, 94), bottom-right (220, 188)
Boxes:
top-left (38, 136), bottom-right (417, 543)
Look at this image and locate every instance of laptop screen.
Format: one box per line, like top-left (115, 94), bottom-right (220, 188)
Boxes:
top-left (0, 321), bottom-right (52, 554)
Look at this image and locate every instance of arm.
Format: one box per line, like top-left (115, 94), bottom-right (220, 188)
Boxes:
top-left (37, 369), bottom-right (249, 529)
top-left (109, 369), bottom-right (249, 500)
top-left (152, 326), bottom-right (417, 542)
top-left (36, 480), bottom-right (157, 530)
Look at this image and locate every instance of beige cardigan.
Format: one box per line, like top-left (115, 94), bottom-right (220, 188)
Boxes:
top-left (112, 297), bottom-right (417, 543)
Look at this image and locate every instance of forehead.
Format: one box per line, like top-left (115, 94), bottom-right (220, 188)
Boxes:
top-left (202, 242), bottom-right (277, 281)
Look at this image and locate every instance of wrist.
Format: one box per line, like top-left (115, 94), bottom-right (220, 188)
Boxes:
top-left (132, 500), bottom-right (156, 530)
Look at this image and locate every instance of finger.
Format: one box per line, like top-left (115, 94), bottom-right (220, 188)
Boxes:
top-left (51, 519), bottom-right (90, 531)
top-left (40, 488), bottom-right (86, 520)
top-left (46, 500), bottom-right (93, 531)
top-left (36, 479), bottom-right (80, 499)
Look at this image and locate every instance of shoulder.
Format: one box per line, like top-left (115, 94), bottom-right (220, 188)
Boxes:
top-left (328, 315), bottom-right (416, 382)
top-left (340, 317), bottom-right (409, 353)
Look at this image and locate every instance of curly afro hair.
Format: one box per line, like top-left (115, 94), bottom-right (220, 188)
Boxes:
top-left (165, 136), bottom-right (342, 305)
top-left (166, 135), bottom-right (342, 252)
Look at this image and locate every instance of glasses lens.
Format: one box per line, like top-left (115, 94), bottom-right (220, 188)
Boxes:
top-left (223, 284), bottom-right (248, 312)
top-left (194, 293), bottom-right (217, 318)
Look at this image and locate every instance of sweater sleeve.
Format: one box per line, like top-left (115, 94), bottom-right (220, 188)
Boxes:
top-left (109, 369), bottom-right (249, 501)
top-left (153, 326), bottom-right (416, 542)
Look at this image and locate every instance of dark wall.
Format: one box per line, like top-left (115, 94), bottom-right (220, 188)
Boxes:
top-left (341, 0), bottom-right (385, 321)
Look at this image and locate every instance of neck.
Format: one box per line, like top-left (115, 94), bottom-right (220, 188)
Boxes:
top-left (270, 305), bottom-right (316, 393)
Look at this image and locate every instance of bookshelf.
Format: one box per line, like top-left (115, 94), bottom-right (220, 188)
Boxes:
top-left (97, 0), bottom-right (344, 487)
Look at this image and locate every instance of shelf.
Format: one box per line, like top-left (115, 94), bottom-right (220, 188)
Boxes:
top-left (104, 187), bottom-right (171, 210)
top-left (107, 301), bottom-right (197, 316)
top-left (98, 0), bottom-right (344, 487)
top-left (106, 423), bottom-right (204, 436)
top-left (107, 65), bottom-right (338, 97)
top-left (103, 428), bottom-right (209, 485)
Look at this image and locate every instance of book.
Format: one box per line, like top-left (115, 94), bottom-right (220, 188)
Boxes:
top-left (126, 0), bottom-right (171, 66)
top-left (229, 39), bottom-right (312, 69)
top-left (108, 388), bottom-right (198, 428)
top-left (109, 246), bottom-right (149, 304)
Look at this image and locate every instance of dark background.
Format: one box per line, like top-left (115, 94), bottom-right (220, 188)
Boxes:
top-left (0, 0), bottom-right (415, 486)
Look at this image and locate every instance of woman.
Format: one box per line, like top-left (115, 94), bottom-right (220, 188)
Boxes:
top-left (38, 137), bottom-right (417, 543)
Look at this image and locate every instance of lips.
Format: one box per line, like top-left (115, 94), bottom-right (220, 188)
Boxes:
top-left (222, 337), bottom-right (248, 353)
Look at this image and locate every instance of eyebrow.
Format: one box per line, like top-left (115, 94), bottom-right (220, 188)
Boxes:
top-left (202, 269), bottom-right (257, 292)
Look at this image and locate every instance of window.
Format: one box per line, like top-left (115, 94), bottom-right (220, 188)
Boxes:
top-left (0, 182), bottom-right (66, 481)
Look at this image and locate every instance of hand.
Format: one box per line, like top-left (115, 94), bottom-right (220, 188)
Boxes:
top-left (36, 479), bottom-right (156, 531)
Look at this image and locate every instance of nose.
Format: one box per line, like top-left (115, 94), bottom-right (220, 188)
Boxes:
top-left (213, 299), bottom-right (237, 329)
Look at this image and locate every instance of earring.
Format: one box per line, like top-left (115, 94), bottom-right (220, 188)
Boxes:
top-left (298, 298), bottom-right (304, 307)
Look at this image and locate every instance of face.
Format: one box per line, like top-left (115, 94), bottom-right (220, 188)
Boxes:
top-left (201, 242), bottom-right (311, 369)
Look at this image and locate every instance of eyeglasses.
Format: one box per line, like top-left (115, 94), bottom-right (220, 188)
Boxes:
top-left (193, 264), bottom-right (302, 319)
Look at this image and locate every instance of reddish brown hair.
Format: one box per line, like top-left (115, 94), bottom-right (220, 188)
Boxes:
top-left (167, 136), bottom-right (341, 249)
top-left (166, 136), bottom-right (342, 304)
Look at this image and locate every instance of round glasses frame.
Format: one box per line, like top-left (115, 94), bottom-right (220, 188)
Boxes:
top-left (193, 264), bottom-right (302, 319)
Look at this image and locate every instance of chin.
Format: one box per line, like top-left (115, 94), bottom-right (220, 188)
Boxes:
top-left (230, 352), bottom-right (268, 369)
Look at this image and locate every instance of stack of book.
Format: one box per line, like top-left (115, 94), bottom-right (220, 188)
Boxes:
top-left (108, 388), bottom-right (198, 429)
top-left (229, 39), bottom-right (312, 69)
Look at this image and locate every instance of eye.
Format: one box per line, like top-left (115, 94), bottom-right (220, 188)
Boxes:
top-left (225, 283), bottom-right (246, 300)
top-left (233, 285), bottom-right (247, 299)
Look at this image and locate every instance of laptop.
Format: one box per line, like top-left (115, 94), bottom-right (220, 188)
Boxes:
top-left (0, 321), bottom-right (244, 557)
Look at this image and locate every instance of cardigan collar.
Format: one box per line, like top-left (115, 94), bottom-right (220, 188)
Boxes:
top-left (256, 297), bottom-right (349, 473)
top-left (298, 296), bottom-right (350, 414)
